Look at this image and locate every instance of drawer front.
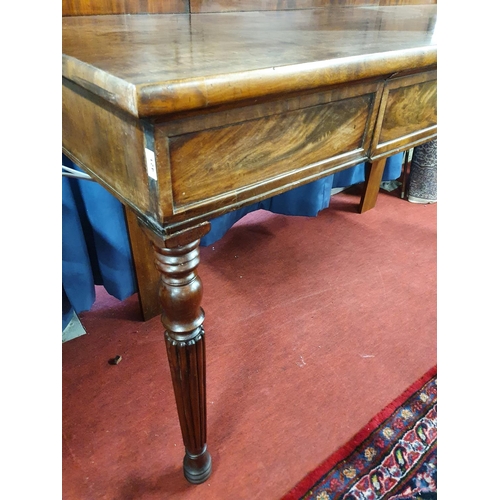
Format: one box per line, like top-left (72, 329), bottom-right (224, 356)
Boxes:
top-left (164, 83), bottom-right (382, 213)
top-left (370, 70), bottom-right (437, 159)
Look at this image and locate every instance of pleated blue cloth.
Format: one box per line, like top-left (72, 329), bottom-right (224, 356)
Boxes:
top-left (62, 155), bottom-right (137, 329)
top-left (62, 153), bottom-right (403, 329)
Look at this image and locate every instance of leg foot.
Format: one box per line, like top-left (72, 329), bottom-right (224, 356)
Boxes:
top-left (183, 445), bottom-right (212, 484)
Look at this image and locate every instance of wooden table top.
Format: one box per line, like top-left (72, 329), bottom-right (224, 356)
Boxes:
top-left (62, 4), bottom-right (437, 118)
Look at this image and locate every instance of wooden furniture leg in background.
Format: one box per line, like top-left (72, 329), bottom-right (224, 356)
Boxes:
top-left (124, 206), bottom-right (161, 320)
top-left (142, 223), bottom-right (212, 484)
top-left (400, 149), bottom-right (411, 200)
top-left (359, 158), bottom-right (387, 213)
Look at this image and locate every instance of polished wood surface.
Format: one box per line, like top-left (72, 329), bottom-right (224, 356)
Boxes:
top-left (62, 0), bottom-right (189, 16)
top-left (166, 82), bottom-right (381, 210)
top-left (63, 0), bottom-right (437, 16)
top-left (62, 5), bottom-right (436, 116)
top-left (191, 0), bottom-right (341, 12)
top-left (63, 4), bottom-right (437, 229)
top-left (371, 69), bottom-right (437, 159)
top-left (62, 4), bottom-right (437, 483)
top-left (191, 0), bottom-right (436, 12)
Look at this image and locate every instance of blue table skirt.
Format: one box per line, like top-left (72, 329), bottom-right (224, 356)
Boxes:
top-left (62, 153), bottom-right (403, 329)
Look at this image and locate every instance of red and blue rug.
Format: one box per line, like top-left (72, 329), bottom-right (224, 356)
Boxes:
top-left (282, 366), bottom-right (437, 500)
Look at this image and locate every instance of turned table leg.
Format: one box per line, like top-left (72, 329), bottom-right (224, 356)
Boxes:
top-left (151, 235), bottom-right (212, 484)
top-left (359, 158), bottom-right (387, 213)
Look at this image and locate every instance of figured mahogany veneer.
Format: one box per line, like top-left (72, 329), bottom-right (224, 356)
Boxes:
top-left (62, 4), bottom-right (437, 484)
top-left (371, 70), bottom-right (437, 159)
top-left (165, 83), bottom-right (381, 216)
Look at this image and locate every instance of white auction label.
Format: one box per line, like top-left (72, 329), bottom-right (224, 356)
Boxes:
top-left (145, 148), bottom-right (157, 180)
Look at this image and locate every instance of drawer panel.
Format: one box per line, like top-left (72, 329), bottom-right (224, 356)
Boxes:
top-left (371, 70), bottom-right (436, 159)
top-left (166, 85), bottom-right (381, 211)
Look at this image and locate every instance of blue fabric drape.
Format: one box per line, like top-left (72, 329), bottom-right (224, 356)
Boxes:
top-left (201, 154), bottom-right (403, 246)
top-left (62, 156), bottom-right (137, 329)
top-left (62, 153), bottom-right (403, 329)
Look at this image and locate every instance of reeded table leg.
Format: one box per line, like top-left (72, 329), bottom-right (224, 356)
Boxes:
top-left (152, 235), bottom-right (212, 484)
top-left (359, 158), bottom-right (387, 213)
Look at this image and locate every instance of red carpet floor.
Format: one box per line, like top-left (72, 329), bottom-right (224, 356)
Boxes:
top-left (62, 187), bottom-right (437, 499)
top-left (282, 365), bottom-right (437, 499)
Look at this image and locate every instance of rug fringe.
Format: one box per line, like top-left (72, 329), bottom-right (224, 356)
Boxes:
top-left (281, 365), bottom-right (437, 499)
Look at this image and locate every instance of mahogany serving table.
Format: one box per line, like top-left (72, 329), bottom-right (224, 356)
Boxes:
top-left (62, 4), bottom-right (437, 484)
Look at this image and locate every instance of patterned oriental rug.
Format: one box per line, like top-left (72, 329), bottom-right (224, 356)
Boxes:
top-left (282, 366), bottom-right (437, 500)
